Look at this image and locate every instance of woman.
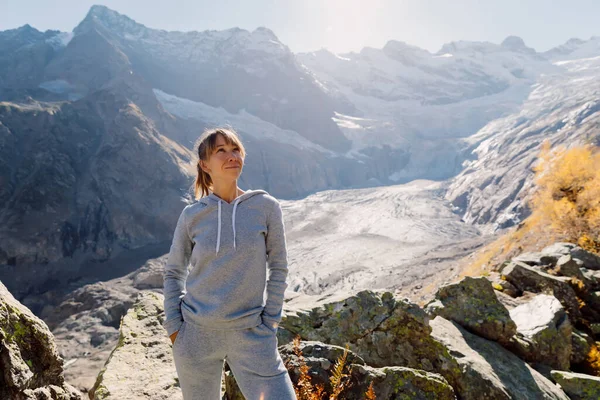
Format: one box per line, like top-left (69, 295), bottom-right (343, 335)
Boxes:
top-left (162, 127), bottom-right (297, 400)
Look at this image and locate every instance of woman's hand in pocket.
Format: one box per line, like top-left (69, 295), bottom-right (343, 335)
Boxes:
top-left (170, 330), bottom-right (178, 345)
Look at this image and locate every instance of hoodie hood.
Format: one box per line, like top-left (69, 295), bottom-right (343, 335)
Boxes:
top-left (198, 189), bottom-right (268, 254)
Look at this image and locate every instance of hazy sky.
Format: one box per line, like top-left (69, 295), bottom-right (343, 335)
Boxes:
top-left (1, 0), bottom-right (599, 54)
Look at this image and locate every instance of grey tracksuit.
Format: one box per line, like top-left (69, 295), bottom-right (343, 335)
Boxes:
top-left (162, 189), bottom-right (296, 399)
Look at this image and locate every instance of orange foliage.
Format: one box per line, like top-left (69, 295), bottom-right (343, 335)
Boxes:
top-left (530, 140), bottom-right (600, 253)
top-left (461, 141), bottom-right (600, 276)
top-left (287, 335), bottom-right (375, 399)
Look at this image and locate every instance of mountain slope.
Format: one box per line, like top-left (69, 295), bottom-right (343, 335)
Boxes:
top-left (296, 36), bottom-right (558, 182)
top-left (446, 55), bottom-right (600, 229)
top-left (0, 89), bottom-right (195, 303)
top-left (66, 5), bottom-right (351, 152)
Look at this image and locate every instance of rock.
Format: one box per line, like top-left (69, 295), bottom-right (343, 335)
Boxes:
top-left (347, 364), bottom-right (456, 400)
top-left (550, 370), bottom-right (600, 400)
top-left (424, 276), bottom-right (517, 343)
top-left (571, 249), bottom-right (600, 271)
top-left (89, 291), bottom-right (182, 400)
top-left (489, 272), bottom-right (520, 297)
top-left (513, 252), bottom-right (562, 268)
top-left (46, 281), bottom-right (137, 330)
top-left (266, 341), bottom-right (456, 400)
top-left (430, 316), bottom-right (569, 400)
top-left (226, 340), bottom-right (366, 398)
top-left (0, 280), bottom-right (83, 400)
top-left (494, 289), bottom-right (539, 311)
top-left (541, 243), bottom-right (600, 271)
top-left (506, 294), bottom-right (572, 370)
top-left (276, 341), bottom-right (366, 393)
top-left (579, 291), bottom-right (600, 321)
top-left (541, 243), bottom-right (579, 255)
top-left (555, 255), bottom-right (585, 277)
top-left (581, 269), bottom-right (600, 289)
top-left (131, 257), bottom-right (167, 290)
top-left (501, 261), bottom-right (582, 321)
top-left (47, 278), bottom-right (139, 392)
top-left (281, 290), bottom-right (462, 391)
top-left (571, 329), bottom-right (593, 365)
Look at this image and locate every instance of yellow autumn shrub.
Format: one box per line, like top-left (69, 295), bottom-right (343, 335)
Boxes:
top-left (531, 140), bottom-right (600, 253)
top-left (461, 140), bottom-right (600, 276)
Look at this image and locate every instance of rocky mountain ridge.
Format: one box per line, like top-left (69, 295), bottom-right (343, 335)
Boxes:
top-left (5, 242), bottom-right (600, 399)
top-left (86, 242), bottom-right (600, 399)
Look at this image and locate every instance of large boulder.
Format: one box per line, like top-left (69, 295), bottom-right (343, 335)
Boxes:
top-left (89, 291), bottom-right (182, 400)
top-left (550, 370), bottom-right (600, 400)
top-left (281, 290), bottom-right (462, 390)
top-left (424, 276), bottom-right (516, 343)
top-left (430, 316), bottom-right (569, 400)
top-left (347, 365), bottom-right (456, 400)
top-left (541, 243), bottom-right (600, 271)
top-left (270, 341), bottom-right (456, 400)
top-left (0, 280), bottom-right (83, 400)
top-left (506, 294), bottom-right (572, 370)
top-left (554, 255), bottom-right (587, 282)
top-left (501, 261), bottom-right (582, 321)
top-left (513, 252), bottom-right (563, 268)
top-left (47, 277), bottom-right (139, 392)
top-left (571, 329), bottom-right (594, 365)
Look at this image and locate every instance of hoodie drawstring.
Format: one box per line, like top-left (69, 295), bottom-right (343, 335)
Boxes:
top-left (215, 197), bottom-right (243, 254)
top-left (216, 200), bottom-right (222, 254)
top-left (232, 198), bottom-right (241, 250)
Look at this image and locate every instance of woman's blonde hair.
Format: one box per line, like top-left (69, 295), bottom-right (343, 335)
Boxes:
top-left (193, 127), bottom-right (247, 200)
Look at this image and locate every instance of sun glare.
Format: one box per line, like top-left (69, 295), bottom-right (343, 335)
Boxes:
top-left (322, 0), bottom-right (383, 53)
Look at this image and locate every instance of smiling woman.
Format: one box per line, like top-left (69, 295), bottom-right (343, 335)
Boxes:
top-left (193, 128), bottom-right (247, 202)
top-left (163, 126), bottom-right (297, 399)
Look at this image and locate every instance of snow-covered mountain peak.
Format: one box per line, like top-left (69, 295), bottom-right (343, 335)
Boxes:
top-left (543, 36), bottom-right (600, 61)
top-left (438, 40), bottom-right (504, 55)
top-left (72, 5), bottom-right (291, 63)
top-left (75, 4), bottom-right (144, 36)
top-left (383, 40), bottom-right (429, 54)
top-left (382, 40), bottom-right (431, 63)
top-left (501, 35), bottom-right (536, 54)
top-left (14, 24), bottom-right (37, 34)
top-left (252, 26), bottom-right (279, 41)
top-left (0, 24), bottom-right (62, 51)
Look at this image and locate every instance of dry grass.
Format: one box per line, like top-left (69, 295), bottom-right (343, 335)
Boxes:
top-left (582, 342), bottom-right (600, 376)
top-left (286, 335), bottom-right (376, 399)
top-left (461, 141), bottom-right (600, 277)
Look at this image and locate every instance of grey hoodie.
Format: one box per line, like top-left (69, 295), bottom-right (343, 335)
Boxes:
top-left (162, 189), bottom-right (289, 336)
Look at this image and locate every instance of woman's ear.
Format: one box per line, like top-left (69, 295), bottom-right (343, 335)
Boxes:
top-left (199, 160), bottom-right (210, 174)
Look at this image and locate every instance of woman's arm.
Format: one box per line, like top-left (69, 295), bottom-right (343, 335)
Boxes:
top-left (163, 206), bottom-right (193, 337)
top-left (262, 200), bottom-right (289, 330)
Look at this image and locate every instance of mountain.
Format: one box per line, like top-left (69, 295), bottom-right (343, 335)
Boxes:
top-left (0, 6), bottom-right (370, 303)
top-left (1, 4), bottom-right (600, 327)
top-left (0, 88), bottom-right (195, 306)
top-left (297, 35), bottom-right (600, 227)
top-left (446, 51), bottom-right (600, 228)
top-left (2, 6), bottom-right (600, 395)
top-left (296, 36), bottom-right (558, 182)
top-left (543, 36), bottom-right (600, 61)
top-left (62, 5), bottom-right (351, 152)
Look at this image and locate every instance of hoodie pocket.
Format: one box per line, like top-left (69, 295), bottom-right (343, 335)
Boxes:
top-left (173, 320), bottom-right (187, 350)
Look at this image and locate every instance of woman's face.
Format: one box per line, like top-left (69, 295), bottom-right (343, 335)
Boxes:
top-left (200, 134), bottom-right (244, 182)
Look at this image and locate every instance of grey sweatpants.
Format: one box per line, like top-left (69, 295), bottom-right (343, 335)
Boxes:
top-left (172, 319), bottom-right (297, 400)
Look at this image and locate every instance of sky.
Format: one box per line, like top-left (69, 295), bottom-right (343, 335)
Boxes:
top-left (1, 0), bottom-right (599, 54)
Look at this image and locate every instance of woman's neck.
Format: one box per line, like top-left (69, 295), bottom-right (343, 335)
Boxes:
top-left (211, 183), bottom-right (244, 203)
